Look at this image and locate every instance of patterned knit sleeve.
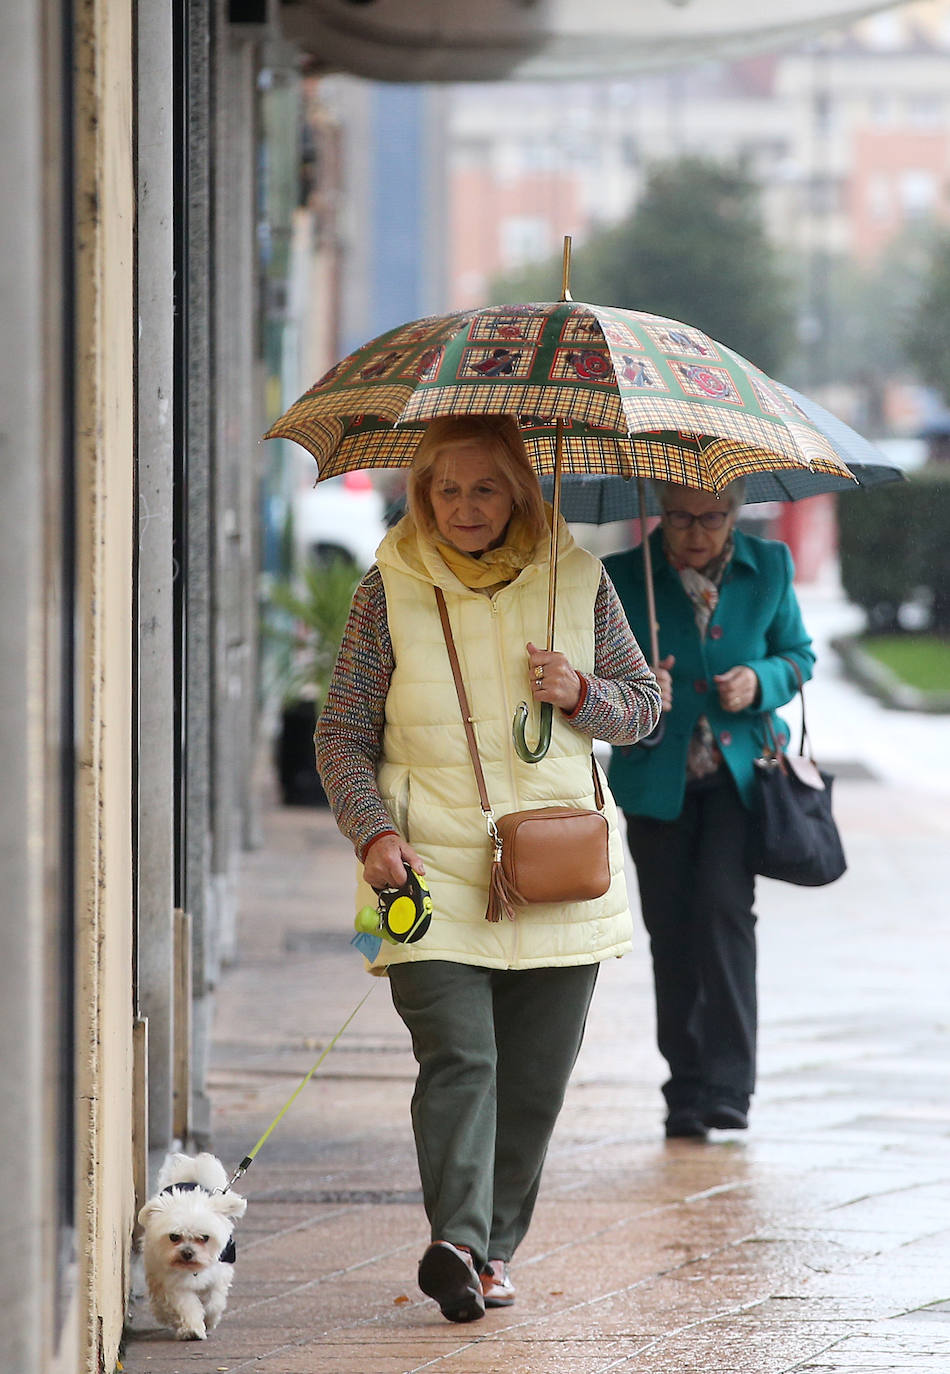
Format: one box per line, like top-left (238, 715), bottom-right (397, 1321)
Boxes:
top-left (563, 569), bottom-right (661, 744)
top-left (314, 567), bottom-right (400, 859)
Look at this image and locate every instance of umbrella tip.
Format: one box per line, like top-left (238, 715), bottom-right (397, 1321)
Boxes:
top-left (560, 236), bottom-right (573, 303)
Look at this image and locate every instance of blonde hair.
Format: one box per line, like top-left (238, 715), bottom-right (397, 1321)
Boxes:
top-left (407, 415), bottom-right (547, 543)
top-left (655, 477), bottom-right (747, 512)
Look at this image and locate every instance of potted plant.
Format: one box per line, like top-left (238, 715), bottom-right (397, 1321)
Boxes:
top-left (266, 556), bottom-right (362, 805)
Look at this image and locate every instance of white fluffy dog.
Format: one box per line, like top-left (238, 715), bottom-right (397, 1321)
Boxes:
top-left (138, 1152), bottom-right (247, 1341)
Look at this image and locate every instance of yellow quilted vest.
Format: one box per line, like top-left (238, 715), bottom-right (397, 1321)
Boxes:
top-left (357, 516), bottom-right (632, 971)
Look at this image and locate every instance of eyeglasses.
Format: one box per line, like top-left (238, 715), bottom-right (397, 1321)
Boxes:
top-left (661, 509), bottom-right (731, 531)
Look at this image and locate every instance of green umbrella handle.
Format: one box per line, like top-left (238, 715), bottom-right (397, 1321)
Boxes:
top-left (512, 403), bottom-right (568, 766)
top-left (512, 700), bottom-right (553, 763)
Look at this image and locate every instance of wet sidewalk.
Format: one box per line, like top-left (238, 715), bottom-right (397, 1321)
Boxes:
top-left (123, 777), bottom-right (950, 1374)
top-left (124, 584), bottom-right (950, 1373)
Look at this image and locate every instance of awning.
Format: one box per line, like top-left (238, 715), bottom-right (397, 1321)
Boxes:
top-left (279, 0), bottom-right (906, 82)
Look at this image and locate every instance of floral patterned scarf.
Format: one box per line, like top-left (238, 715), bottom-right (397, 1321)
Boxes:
top-left (665, 534), bottom-right (734, 781)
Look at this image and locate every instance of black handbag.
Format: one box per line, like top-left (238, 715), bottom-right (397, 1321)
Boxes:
top-left (746, 661), bottom-right (846, 888)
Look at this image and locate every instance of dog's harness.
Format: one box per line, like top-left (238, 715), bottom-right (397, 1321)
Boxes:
top-left (160, 1181), bottom-right (236, 1264)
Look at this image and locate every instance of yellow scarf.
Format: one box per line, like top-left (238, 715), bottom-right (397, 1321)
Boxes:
top-left (432, 510), bottom-right (544, 592)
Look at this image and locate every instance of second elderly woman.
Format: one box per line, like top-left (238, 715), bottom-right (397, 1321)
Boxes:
top-left (316, 415), bottom-right (660, 1323)
top-left (605, 480), bottom-right (815, 1142)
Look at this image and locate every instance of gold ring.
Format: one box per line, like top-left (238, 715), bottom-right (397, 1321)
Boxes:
top-left (534, 665), bottom-right (544, 681)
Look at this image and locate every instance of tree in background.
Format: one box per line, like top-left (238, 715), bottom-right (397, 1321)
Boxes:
top-left (903, 229), bottom-right (950, 407)
top-left (491, 156), bottom-right (793, 375)
top-left (785, 226), bottom-right (930, 433)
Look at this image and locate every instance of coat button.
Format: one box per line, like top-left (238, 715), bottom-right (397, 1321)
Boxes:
top-left (694, 678), bottom-right (708, 693)
top-left (720, 730), bottom-right (732, 746)
top-left (709, 624), bottom-right (723, 640)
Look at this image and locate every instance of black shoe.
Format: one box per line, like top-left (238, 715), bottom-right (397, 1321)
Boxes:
top-left (665, 1107), bottom-right (708, 1139)
top-left (703, 1103), bottom-right (748, 1130)
top-left (418, 1241), bottom-right (486, 1323)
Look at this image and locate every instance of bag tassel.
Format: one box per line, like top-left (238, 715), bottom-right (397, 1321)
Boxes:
top-left (486, 839), bottom-right (518, 923)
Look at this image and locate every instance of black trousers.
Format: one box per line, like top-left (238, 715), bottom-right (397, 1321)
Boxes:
top-left (625, 770), bottom-right (757, 1114)
top-left (388, 960), bottom-right (598, 1271)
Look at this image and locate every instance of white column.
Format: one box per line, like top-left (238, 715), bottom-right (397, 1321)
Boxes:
top-left (137, 0), bottom-right (177, 1153)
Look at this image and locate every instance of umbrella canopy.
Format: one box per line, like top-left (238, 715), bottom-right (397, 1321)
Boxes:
top-left (265, 302), bottom-right (853, 493)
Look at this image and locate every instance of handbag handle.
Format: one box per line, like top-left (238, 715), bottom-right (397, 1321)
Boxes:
top-left (434, 587), bottom-right (604, 812)
top-left (759, 655), bottom-right (812, 766)
top-left (778, 654), bottom-right (809, 759)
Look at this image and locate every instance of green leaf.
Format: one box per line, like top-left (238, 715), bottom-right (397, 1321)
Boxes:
top-left (264, 556), bottom-right (362, 706)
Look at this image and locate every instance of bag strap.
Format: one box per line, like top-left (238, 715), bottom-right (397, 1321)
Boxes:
top-left (434, 586), bottom-right (493, 816)
top-left (778, 655), bottom-right (809, 758)
top-left (434, 587), bottom-right (510, 923)
top-left (757, 655), bottom-right (811, 767)
top-left (434, 586), bottom-right (604, 811)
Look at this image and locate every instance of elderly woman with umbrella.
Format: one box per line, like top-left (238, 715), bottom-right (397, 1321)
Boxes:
top-left (311, 413), bottom-right (660, 1321)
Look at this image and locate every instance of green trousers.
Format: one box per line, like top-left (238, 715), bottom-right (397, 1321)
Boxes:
top-left (388, 959), bottom-right (599, 1271)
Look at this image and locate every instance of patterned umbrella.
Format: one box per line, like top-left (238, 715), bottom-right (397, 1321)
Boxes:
top-left (266, 303), bottom-right (851, 491)
top-left (266, 274), bottom-right (854, 761)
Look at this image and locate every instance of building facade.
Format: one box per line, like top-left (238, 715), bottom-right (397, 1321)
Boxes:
top-left (0, 3), bottom-right (270, 1368)
top-left (444, 1), bottom-right (950, 307)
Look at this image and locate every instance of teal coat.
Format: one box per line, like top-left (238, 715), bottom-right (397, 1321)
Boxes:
top-left (603, 528), bottom-right (814, 821)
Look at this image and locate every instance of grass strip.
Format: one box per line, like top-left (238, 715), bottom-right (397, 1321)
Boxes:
top-left (860, 634), bottom-right (950, 694)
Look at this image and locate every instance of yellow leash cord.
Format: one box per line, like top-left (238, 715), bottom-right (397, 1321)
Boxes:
top-left (226, 984), bottom-right (376, 1190)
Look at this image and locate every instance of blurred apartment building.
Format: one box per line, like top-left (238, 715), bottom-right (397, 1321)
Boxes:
top-left (437, 1), bottom-right (950, 581)
top-left (445, 3), bottom-right (950, 311)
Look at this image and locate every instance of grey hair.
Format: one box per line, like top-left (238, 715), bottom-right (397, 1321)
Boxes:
top-left (654, 477), bottom-right (746, 512)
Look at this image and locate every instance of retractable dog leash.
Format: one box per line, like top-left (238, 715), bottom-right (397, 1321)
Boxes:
top-left (354, 863), bottom-right (432, 946)
top-left (226, 866), bottom-right (431, 1191)
top-left (226, 985), bottom-right (376, 1190)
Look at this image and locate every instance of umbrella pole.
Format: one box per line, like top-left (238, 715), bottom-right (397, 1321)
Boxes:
top-left (546, 418), bottom-right (564, 649)
top-left (637, 474), bottom-right (660, 669)
top-left (547, 232), bottom-right (572, 649)
top-left (637, 473), bottom-right (666, 749)
top-left (513, 237), bottom-right (574, 767)
top-left (512, 420), bottom-right (561, 763)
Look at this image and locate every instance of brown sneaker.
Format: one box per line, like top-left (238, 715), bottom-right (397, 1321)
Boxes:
top-left (480, 1259), bottom-right (515, 1307)
top-left (418, 1241), bottom-right (486, 1323)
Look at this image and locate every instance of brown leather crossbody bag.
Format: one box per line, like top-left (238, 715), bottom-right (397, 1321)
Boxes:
top-left (434, 588), bottom-right (611, 922)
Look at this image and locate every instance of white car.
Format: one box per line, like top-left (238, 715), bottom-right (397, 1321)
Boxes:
top-left (292, 472), bottom-right (387, 571)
